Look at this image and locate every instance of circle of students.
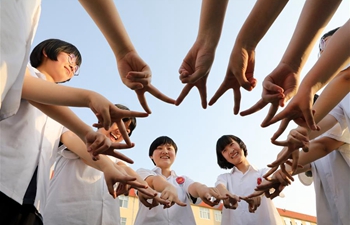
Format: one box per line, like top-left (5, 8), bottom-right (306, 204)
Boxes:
top-left (1, 1), bottom-right (349, 225)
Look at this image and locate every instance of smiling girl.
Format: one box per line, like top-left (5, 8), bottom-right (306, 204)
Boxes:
top-left (215, 134), bottom-right (283, 225)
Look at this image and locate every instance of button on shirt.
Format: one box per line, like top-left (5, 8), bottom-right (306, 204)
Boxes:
top-left (134, 167), bottom-right (200, 225)
top-left (215, 166), bottom-right (283, 225)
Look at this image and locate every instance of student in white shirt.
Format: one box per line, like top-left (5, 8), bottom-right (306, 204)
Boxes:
top-left (0, 39), bottom-right (146, 225)
top-left (215, 134), bottom-right (283, 225)
top-left (0, 0), bottom-right (174, 121)
top-left (134, 136), bottom-right (225, 225)
top-left (44, 104), bottom-right (158, 225)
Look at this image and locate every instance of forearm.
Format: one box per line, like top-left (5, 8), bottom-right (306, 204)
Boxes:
top-left (235, 0), bottom-right (288, 48)
top-left (29, 102), bottom-right (92, 141)
top-left (78, 0), bottom-right (135, 60)
top-left (312, 68), bottom-right (350, 124)
top-left (117, 162), bottom-right (147, 185)
top-left (215, 183), bottom-right (228, 195)
top-left (22, 73), bottom-right (94, 107)
top-left (188, 182), bottom-right (207, 198)
top-left (307, 115), bottom-right (338, 140)
top-left (195, 0), bottom-right (228, 49)
top-left (281, 0), bottom-right (341, 73)
top-left (61, 130), bottom-right (113, 171)
top-left (146, 175), bottom-right (173, 192)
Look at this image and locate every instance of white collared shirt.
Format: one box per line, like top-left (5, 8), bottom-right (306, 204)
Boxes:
top-left (0, 65), bottom-right (65, 213)
top-left (311, 118), bottom-right (350, 225)
top-left (134, 167), bottom-right (199, 225)
top-left (44, 149), bottom-right (121, 225)
top-left (329, 93), bottom-right (350, 132)
top-left (0, 0), bottom-right (41, 120)
top-left (215, 165), bottom-right (283, 225)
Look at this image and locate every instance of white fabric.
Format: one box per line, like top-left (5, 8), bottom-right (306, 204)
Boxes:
top-left (329, 93), bottom-right (350, 132)
top-left (215, 166), bottom-right (283, 225)
top-left (44, 149), bottom-right (121, 225)
top-left (310, 118), bottom-right (350, 225)
top-left (134, 167), bottom-right (199, 225)
top-left (0, 65), bottom-right (64, 214)
top-left (0, 0), bottom-right (41, 120)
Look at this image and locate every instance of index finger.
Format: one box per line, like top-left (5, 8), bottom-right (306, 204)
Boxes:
top-left (147, 84), bottom-right (176, 105)
top-left (173, 198), bottom-right (187, 207)
top-left (175, 84), bottom-right (193, 106)
top-left (233, 88), bottom-right (241, 115)
top-left (240, 98), bottom-right (267, 116)
top-left (261, 108), bottom-right (290, 128)
top-left (208, 83), bottom-right (229, 106)
top-left (136, 91), bottom-right (151, 114)
top-left (270, 118), bottom-right (292, 142)
top-left (115, 120), bottom-right (132, 146)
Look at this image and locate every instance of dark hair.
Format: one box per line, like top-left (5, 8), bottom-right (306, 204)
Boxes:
top-left (313, 94), bottom-right (319, 104)
top-left (216, 135), bottom-right (248, 169)
top-left (30, 39), bottom-right (82, 68)
top-left (114, 104), bottom-right (136, 136)
top-left (149, 136), bottom-right (177, 165)
top-left (319, 27), bottom-right (340, 51)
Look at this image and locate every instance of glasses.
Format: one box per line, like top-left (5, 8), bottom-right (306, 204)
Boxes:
top-left (67, 54), bottom-right (80, 76)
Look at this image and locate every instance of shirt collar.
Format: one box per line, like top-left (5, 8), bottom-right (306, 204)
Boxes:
top-left (231, 164), bottom-right (258, 174)
top-left (152, 166), bottom-right (177, 177)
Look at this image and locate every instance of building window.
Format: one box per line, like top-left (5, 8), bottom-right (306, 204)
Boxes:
top-left (214, 211), bottom-right (222, 222)
top-left (295, 219), bottom-right (303, 225)
top-left (118, 195), bottom-right (129, 208)
top-left (283, 218), bottom-right (292, 225)
top-left (120, 217), bottom-right (127, 225)
top-left (199, 208), bottom-right (210, 220)
top-left (305, 222), bottom-right (311, 225)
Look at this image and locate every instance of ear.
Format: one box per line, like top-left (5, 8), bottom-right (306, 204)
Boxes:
top-left (42, 49), bottom-right (47, 57)
top-left (127, 129), bottom-right (131, 135)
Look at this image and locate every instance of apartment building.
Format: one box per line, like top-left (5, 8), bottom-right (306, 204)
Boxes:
top-left (118, 189), bottom-right (317, 225)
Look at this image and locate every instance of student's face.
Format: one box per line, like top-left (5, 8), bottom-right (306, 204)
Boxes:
top-left (221, 139), bottom-right (245, 165)
top-left (41, 52), bottom-right (79, 83)
top-left (98, 120), bottom-right (131, 143)
top-left (150, 143), bottom-right (176, 169)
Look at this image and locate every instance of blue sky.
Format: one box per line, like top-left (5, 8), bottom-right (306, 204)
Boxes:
top-left (33, 0), bottom-right (349, 217)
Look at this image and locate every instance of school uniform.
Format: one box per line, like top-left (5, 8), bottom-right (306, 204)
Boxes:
top-left (134, 167), bottom-right (200, 225)
top-left (44, 148), bottom-right (121, 225)
top-left (0, 65), bottom-right (66, 223)
top-left (215, 166), bottom-right (283, 225)
top-left (0, 0), bottom-right (41, 120)
top-left (329, 93), bottom-right (350, 131)
top-left (311, 111), bottom-right (350, 225)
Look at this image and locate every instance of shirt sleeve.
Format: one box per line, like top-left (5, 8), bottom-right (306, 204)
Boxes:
top-left (215, 173), bottom-right (228, 187)
top-left (181, 176), bottom-right (203, 205)
top-left (136, 168), bottom-right (157, 180)
top-left (329, 102), bottom-right (347, 131)
top-left (318, 123), bottom-right (350, 144)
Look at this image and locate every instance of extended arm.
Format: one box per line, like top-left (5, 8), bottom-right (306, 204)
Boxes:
top-left (209, 0), bottom-right (288, 114)
top-left (78, 0), bottom-right (175, 113)
top-left (176, 0), bottom-right (228, 108)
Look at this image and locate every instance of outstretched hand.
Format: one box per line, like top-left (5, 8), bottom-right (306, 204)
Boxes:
top-left (209, 47), bottom-right (257, 115)
top-left (176, 41), bottom-right (215, 109)
top-left (92, 105), bottom-right (148, 147)
top-left (117, 51), bottom-right (175, 114)
top-left (240, 63), bottom-right (299, 126)
top-left (261, 90), bottom-right (319, 141)
top-left (239, 196), bottom-right (261, 213)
